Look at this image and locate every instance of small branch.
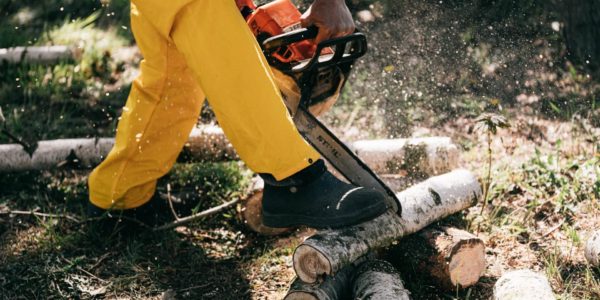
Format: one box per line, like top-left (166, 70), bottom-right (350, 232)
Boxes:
top-left (1, 209), bottom-right (81, 223)
top-left (154, 198), bottom-right (240, 231)
top-left (61, 257), bottom-right (108, 283)
top-left (166, 183), bottom-right (181, 221)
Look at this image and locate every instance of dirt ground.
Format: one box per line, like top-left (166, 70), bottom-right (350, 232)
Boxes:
top-left (1, 0), bottom-right (599, 299)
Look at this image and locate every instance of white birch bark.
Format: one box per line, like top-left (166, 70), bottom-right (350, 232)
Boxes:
top-left (293, 169), bottom-right (481, 283)
top-left (493, 269), bottom-right (555, 300)
top-left (351, 260), bottom-right (411, 300)
top-left (0, 46), bottom-right (76, 64)
top-left (584, 230), bottom-right (600, 266)
top-left (351, 137), bottom-right (459, 176)
top-left (0, 125), bottom-right (236, 172)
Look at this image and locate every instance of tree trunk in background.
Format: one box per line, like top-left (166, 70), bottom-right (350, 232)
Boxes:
top-left (562, 0), bottom-right (600, 74)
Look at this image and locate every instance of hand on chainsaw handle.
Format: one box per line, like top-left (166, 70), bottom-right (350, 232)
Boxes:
top-left (301, 0), bottom-right (355, 45)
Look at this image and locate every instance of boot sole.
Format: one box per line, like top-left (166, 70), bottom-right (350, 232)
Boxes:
top-left (262, 202), bottom-right (389, 229)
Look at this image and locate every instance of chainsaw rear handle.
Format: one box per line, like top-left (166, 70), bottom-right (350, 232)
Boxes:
top-left (262, 26), bottom-right (368, 74)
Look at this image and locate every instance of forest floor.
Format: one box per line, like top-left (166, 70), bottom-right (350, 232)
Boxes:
top-left (1, 0), bottom-right (599, 299)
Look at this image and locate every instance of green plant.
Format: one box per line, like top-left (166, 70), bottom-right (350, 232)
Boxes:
top-left (474, 113), bottom-right (511, 218)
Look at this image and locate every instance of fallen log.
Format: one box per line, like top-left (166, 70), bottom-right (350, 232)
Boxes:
top-left (0, 125), bottom-right (236, 172)
top-left (584, 230), bottom-right (600, 266)
top-left (284, 264), bottom-right (355, 300)
top-left (293, 169), bottom-right (481, 283)
top-left (351, 259), bottom-right (411, 300)
top-left (0, 46), bottom-right (77, 64)
top-left (385, 227), bottom-right (486, 290)
top-left (493, 269), bottom-right (555, 300)
top-left (351, 137), bottom-right (459, 177)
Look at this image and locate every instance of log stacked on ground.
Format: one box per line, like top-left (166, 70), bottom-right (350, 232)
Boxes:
top-left (182, 126), bottom-right (238, 161)
top-left (0, 132), bottom-right (455, 175)
top-left (584, 230), bottom-right (600, 266)
top-left (351, 137), bottom-right (459, 176)
top-left (284, 264), bottom-right (355, 300)
top-left (240, 137), bottom-right (461, 235)
top-left (0, 125), bottom-right (235, 172)
top-left (385, 227), bottom-right (486, 290)
top-left (293, 169), bottom-right (481, 283)
top-left (351, 259), bottom-right (411, 300)
top-left (493, 269), bottom-right (555, 300)
top-left (0, 46), bottom-right (76, 64)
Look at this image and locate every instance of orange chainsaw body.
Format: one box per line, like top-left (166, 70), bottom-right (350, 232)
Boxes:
top-left (235, 0), bottom-right (320, 64)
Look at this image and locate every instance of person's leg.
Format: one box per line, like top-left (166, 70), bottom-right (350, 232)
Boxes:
top-left (88, 3), bottom-right (205, 210)
top-left (170, 1), bottom-right (320, 181)
top-left (169, 0), bottom-right (388, 228)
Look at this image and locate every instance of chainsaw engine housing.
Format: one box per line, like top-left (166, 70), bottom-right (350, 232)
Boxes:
top-left (236, 0), bottom-right (349, 112)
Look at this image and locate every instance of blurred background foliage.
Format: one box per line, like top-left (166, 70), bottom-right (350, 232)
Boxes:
top-left (0, 0), bottom-right (598, 142)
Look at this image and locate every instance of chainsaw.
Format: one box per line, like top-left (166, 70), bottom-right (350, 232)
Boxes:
top-left (236, 0), bottom-right (402, 215)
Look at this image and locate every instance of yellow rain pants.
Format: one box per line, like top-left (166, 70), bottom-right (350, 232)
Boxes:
top-left (88, 0), bottom-right (320, 210)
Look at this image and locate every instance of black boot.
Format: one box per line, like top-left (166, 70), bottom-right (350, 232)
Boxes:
top-left (260, 159), bottom-right (389, 229)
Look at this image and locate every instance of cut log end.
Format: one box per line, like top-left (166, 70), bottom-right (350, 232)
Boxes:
top-left (294, 245), bottom-right (332, 284)
top-left (283, 292), bottom-right (318, 300)
top-left (448, 237), bottom-right (486, 287)
top-left (240, 189), bottom-right (289, 236)
top-left (493, 269), bottom-right (555, 300)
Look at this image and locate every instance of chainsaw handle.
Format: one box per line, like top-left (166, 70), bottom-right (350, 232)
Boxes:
top-left (293, 32), bottom-right (367, 74)
top-left (261, 27), bottom-right (368, 74)
top-left (262, 26), bottom-right (319, 52)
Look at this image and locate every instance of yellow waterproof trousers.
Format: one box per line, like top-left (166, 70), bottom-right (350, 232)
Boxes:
top-left (88, 0), bottom-right (320, 210)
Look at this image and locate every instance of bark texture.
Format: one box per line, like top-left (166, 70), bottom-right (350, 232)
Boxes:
top-left (351, 137), bottom-right (459, 177)
top-left (284, 264), bottom-right (355, 300)
top-left (0, 46), bottom-right (76, 64)
top-left (386, 227), bottom-right (486, 290)
top-left (584, 230), bottom-right (600, 266)
top-left (493, 269), bottom-right (555, 300)
top-left (0, 125), bottom-right (235, 172)
top-left (293, 169), bottom-right (481, 283)
top-left (351, 259), bottom-right (411, 300)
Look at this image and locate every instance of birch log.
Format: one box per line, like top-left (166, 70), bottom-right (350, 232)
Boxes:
top-left (493, 269), bottom-right (555, 300)
top-left (584, 230), bottom-right (600, 266)
top-left (284, 264), bottom-right (355, 300)
top-left (293, 169), bottom-right (481, 283)
top-left (0, 125), bottom-right (236, 172)
top-left (351, 137), bottom-right (459, 176)
top-left (387, 227), bottom-right (486, 289)
top-left (351, 260), bottom-right (411, 300)
top-left (0, 46), bottom-right (77, 64)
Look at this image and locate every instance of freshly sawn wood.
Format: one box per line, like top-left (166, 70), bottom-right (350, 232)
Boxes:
top-left (493, 269), bottom-right (555, 300)
top-left (388, 227), bottom-right (486, 289)
top-left (0, 125), bottom-right (236, 172)
top-left (351, 137), bottom-right (459, 176)
top-left (351, 260), bottom-right (411, 300)
top-left (293, 169), bottom-right (481, 283)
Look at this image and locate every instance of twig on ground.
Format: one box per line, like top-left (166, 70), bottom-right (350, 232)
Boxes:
top-left (89, 252), bottom-right (113, 271)
top-left (154, 198), bottom-right (240, 231)
top-left (61, 257), bottom-right (108, 283)
top-left (542, 219), bottom-right (566, 237)
top-left (166, 183), bottom-right (181, 221)
top-left (1, 209), bottom-right (81, 223)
